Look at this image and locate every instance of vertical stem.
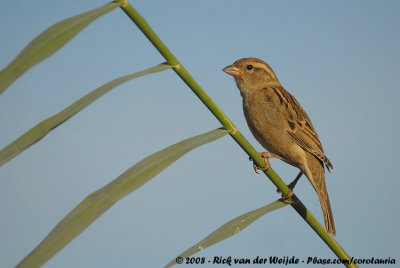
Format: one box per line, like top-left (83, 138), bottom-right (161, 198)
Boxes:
top-left (116, 1), bottom-right (357, 267)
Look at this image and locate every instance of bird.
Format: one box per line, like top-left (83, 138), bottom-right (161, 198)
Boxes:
top-left (223, 57), bottom-right (336, 236)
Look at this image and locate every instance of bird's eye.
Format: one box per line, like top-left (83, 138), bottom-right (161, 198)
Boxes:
top-left (246, 65), bottom-right (253, 70)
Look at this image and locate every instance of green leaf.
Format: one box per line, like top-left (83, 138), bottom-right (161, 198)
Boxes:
top-left (16, 128), bottom-right (229, 268)
top-left (0, 1), bottom-right (121, 95)
top-left (0, 63), bottom-right (171, 167)
top-left (165, 200), bottom-right (288, 268)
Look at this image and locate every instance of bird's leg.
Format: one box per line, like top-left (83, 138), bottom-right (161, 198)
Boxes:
top-left (280, 171), bottom-right (303, 203)
top-left (251, 152), bottom-right (284, 174)
top-left (288, 171), bottom-right (303, 190)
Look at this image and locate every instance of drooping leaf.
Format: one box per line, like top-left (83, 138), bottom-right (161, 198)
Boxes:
top-left (0, 63), bottom-right (171, 167)
top-left (16, 128), bottom-right (230, 268)
top-left (165, 200), bottom-right (288, 268)
top-left (0, 1), bottom-right (121, 94)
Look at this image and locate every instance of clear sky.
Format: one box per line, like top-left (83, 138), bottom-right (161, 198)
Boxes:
top-left (1, 0), bottom-right (399, 267)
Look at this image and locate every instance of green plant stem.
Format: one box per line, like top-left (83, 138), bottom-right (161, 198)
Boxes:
top-left (116, 1), bottom-right (357, 267)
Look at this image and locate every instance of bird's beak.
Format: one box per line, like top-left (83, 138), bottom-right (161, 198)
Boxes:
top-left (223, 65), bottom-right (243, 76)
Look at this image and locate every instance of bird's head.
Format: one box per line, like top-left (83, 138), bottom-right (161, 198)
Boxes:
top-left (223, 57), bottom-right (280, 95)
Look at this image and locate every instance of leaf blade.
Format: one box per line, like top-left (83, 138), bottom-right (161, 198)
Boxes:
top-left (0, 1), bottom-right (121, 94)
top-left (0, 63), bottom-right (171, 167)
top-left (16, 128), bottom-right (229, 268)
top-left (165, 200), bottom-right (288, 268)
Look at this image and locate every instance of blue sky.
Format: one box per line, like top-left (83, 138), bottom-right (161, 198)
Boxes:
top-left (0, 0), bottom-right (399, 267)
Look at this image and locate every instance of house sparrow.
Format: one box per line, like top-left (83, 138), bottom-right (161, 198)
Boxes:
top-left (223, 58), bottom-right (336, 236)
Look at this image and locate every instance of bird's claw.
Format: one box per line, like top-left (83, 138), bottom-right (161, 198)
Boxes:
top-left (250, 153), bottom-right (271, 174)
top-left (281, 189), bottom-right (294, 204)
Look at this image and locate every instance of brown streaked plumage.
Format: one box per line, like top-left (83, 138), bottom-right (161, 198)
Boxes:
top-left (223, 57), bottom-right (336, 236)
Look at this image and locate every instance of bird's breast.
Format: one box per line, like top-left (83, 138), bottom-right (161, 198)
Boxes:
top-left (242, 93), bottom-right (282, 152)
top-left (242, 91), bottom-right (304, 168)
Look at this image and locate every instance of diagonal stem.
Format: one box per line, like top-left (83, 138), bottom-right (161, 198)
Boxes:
top-left (115, 1), bottom-right (357, 267)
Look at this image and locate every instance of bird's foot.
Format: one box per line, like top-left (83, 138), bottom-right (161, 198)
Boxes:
top-left (281, 189), bottom-right (294, 204)
top-left (250, 152), bottom-right (281, 174)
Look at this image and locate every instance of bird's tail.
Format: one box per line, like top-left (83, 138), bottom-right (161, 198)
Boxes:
top-left (305, 155), bottom-right (336, 236)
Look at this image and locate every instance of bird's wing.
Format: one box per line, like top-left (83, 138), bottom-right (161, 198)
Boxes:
top-left (269, 86), bottom-right (333, 170)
